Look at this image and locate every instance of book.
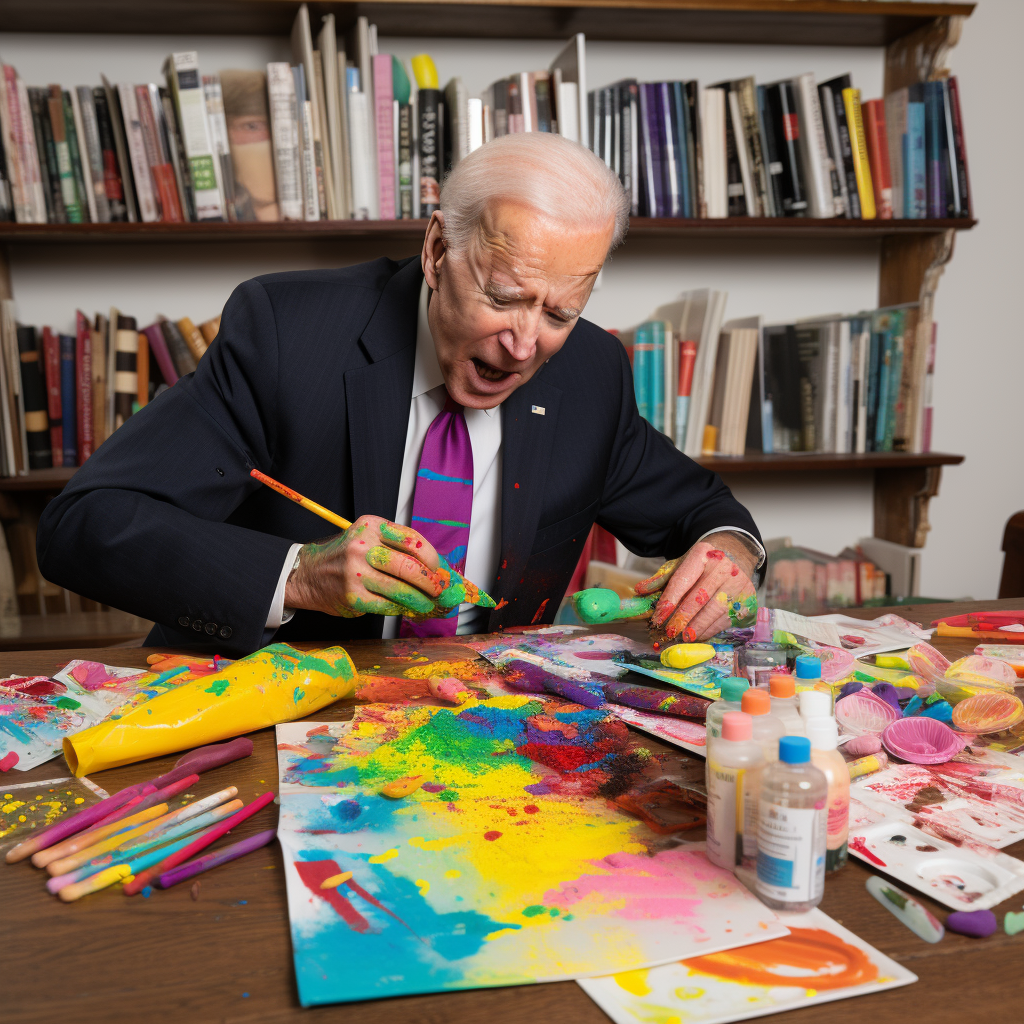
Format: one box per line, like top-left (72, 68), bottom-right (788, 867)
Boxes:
top-left (372, 55), bottom-right (396, 219)
top-left (923, 80), bottom-right (947, 219)
top-left (632, 322), bottom-right (652, 423)
top-left (161, 86), bottom-right (195, 221)
top-left (682, 287), bottom-right (729, 455)
top-left (74, 86), bottom-right (110, 222)
top-left (163, 52), bottom-right (225, 220)
top-left (176, 317), bottom-right (208, 363)
top-left (699, 86), bottom-right (727, 219)
top-left (650, 320), bottom-right (665, 431)
top-left (74, 311), bottom-right (93, 464)
top-left (202, 75), bottom-right (236, 221)
top-left (15, 325), bottom-right (50, 469)
top-left (905, 88), bottom-right (926, 218)
top-left (158, 318), bottom-right (197, 377)
top-left (318, 13), bottom-right (350, 219)
top-left (763, 81), bottom-right (807, 216)
top-left (732, 77), bottom-right (770, 217)
top-left (0, 300), bottom-right (25, 475)
top-left (309, 50), bottom-right (335, 220)
top-left (819, 77), bottom-right (858, 217)
top-left (90, 313), bottom-right (108, 448)
top-left (218, 70), bottom-right (277, 222)
top-left (921, 322), bottom-right (937, 453)
top-left (117, 82), bottom-right (159, 222)
top-left (862, 99), bottom-right (893, 219)
top-left (136, 84), bottom-right (183, 222)
top-left (0, 70), bottom-right (28, 223)
top-left (946, 76), bottom-right (971, 217)
top-left (724, 87), bottom-right (752, 216)
top-left (58, 332), bottom-right (77, 466)
top-left (41, 326), bottom-right (62, 465)
top-left (30, 87), bottom-right (64, 223)
top-left (10, 70), bottom-right (47, 222)
top-left (101, 75), bottom-right (138, 221)
top-left (549, 34), bottom-right (588, 148)
top-left (149, 83), bottom-right (188, 223)
top-left (61, 90), bottom-right (89, 224)
top-left (199, 316), bottom-right (220, 345)
top-left (941, 78), bottom-right (961, 217)
top-left (136, 327), bottom-right (149, 408)
top-left (113, 314), bottom-right (138, 430)
top-left (266, 62), bottom-right (303, 221)
top-left (92, 85), bottom-right (128, 221)
top-left (141, 322), bottom-right (179, 386)
top-left (47, 86), bottom-right (82, 223)
top-left (397, 84), bottom-right (414, 217)
top-left (293, 65), bottom-right (320, 221)
top-left (791, 73), bottom-right (833, 219)
top-left (842, 86), bottom-right (876, 220)
top-left (416, 82), bottom-right (440, 217)
top-left (884, 87), bottom-right (906, 221)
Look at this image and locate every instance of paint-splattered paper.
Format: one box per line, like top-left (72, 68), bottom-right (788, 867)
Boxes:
top-left (578, 906), bottom-right (917, 1024)
top-left (276, 697), bottom-right (786, 1006)
top-left (0, 776), bottom-right (107, 849)
top-left (475, 633), bottom-right (654, 680)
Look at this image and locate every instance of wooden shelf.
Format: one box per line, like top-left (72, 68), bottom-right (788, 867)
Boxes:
top-left (0, 467), bottom-right (77, 491)
top-left (0, 218), bottom-right (977, 245)
top-left (0, 1), bottom-right (975, 45)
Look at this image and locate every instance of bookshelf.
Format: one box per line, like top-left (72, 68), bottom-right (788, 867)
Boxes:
top-left (0, 0), bottom-right (975, 634)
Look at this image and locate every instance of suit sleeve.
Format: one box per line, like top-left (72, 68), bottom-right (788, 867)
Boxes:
top-left (596, 340), bottom-right (762, 562)
top-left (36, 279), bottom-right (294, 653)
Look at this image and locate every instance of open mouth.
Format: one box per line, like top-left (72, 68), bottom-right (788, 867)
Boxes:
top-left (472, 358), bottom-right (514, 383)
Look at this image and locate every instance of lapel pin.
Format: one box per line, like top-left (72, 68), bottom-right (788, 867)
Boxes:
top-left (531, 406), bottom-right (546, 416)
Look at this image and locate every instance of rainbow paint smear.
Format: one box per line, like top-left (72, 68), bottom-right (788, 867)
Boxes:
top-left (276, 695), bottom-right (785, 1006)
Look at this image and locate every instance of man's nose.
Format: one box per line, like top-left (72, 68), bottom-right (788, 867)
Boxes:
top-left (498, 312), bottom-right (540, 362)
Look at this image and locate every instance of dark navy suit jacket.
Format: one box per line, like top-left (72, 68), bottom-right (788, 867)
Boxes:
top-left (36, 256), bottom-right (760, 655)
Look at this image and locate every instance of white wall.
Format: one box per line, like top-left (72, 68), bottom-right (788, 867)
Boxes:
top-left (0, 13), bottom-right (1016, 597)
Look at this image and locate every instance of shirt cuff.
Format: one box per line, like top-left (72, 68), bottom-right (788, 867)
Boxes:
top-left (696, 528), bottom-right (766, 570)
top-left (267, 543), bottom-right (303, 630)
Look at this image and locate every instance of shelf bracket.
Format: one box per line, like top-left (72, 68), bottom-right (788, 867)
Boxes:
top-left (884, 15), bottom-right (965, 94)
top-left (873, 464), bottom-right (943, 549)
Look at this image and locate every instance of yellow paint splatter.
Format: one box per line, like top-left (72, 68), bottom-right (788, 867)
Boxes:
top-left (320, 871), bottom-right (353, 889)
top-left (674, 986), bottom-right (705, 1000)
top-left (380, 775), bottom-right (424, 798)
top-left (445, 869), bottom-right (461, 879)
top-left (416, 878), bottom-right (430, 896)
top-left (615, 969), bottom-right (651, 997)
top-left (74, 797), bottom-right (85, 804)
top-left (409, 835), bottom-right (461, 852)
top-left (368, 847), bottom-right (400, 864)
top-left (18, 815), bottom-right (26, 822)
top-left (2, 801), bottom-right (22, 813)
top-left (403, 660), bottom-right (486, 681)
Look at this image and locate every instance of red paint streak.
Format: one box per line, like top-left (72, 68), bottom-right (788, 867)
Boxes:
top-left (294, 860), bottom-right (370, 933)
top-left (731, 565), bottom-right (739, 576)
top-left (707, 549), bottom-right (724, 560)
top-left (530, 599), bottom-right (550, 624)
top-left (694, 588), bottom-right (709, 606)
top-left (652, 642), bottom-right (660, 650)
top-left (307, 725), bottom-right (331, 737)
top-left (514, 483), bottom-right (520, 489)
top-left (683, 627), bottom-right (697, 642)
top-left (495, 599), bottom-right (508, 610)
top-left (484, 831), bottom-right (502, 841)
top-left (501, 560), bottom-right (507, 569)
top-left (848, 836), bottom-right (886, 866)
top-left (523, 805), bottom-right (539, 814)
top-left (573, 651), bottom-right (616, 661)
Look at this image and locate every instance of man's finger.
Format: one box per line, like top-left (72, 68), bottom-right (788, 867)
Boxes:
top-left (685, 591), bottom-right (734, 640)
top-left (362, 570), bottom-right (438, 615)
top-left (365, 545), bottom-right (445, 597)
top-left (634, 556), bottom-right (683, 597)
top-left (692, 610), bottom-right (731, 642)
top-left (378, 521), bottom-right (441, 570)
top-left (650, 547), bottom-right (710, 627)
top-left (662, 560), bottom-right (733, 639)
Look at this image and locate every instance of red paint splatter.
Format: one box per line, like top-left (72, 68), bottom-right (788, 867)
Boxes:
top-left (495, 599), bottom-right (508, 610)
top-left (501, 560), bottom-right (507, 569)
top-left (484, 831), bottom-right (502, 841)
top-left (707, 550), bottom-right (724, 560)
top-left (524, 805), bottom-right (539, 814)
top-left (848, 837), bottom-right (885, 866)
top-left (694, 588), bottom-right (709, 606)
top-left (294, 860), bottom-right (369, 933)
top-left (530, 598), bottom-right (550, 624)
top-left (514, 483), bottom-right (520, 489)
top-left (683, 627), bottom-right (697, 642)
top-left (652, 642), bottom-right (660, 650)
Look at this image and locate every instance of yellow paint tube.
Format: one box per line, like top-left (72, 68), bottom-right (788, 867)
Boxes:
top-left (63, 644), bottom-right (356, 776)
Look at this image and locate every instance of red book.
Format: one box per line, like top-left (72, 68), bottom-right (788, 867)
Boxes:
top-left (372, 54), bottom-right (395, 220)
top-left (41, 326), bottom-right (63, 467)
top-left (135, 85), bottom-right (183, 223)
top-left (862, 99), bottom-right (893, 219)
top-left (74, 311), bottom-right (94, 463)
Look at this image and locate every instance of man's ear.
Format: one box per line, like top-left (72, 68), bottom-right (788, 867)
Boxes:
top-left (421, 211), bottom-right (446, 290)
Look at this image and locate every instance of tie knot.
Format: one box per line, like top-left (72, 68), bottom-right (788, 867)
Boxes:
top-left (443, 393), bottom-right (463, 415)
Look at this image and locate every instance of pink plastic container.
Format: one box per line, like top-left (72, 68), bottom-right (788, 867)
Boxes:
top-left (881, 717), bottom-right (968, 765)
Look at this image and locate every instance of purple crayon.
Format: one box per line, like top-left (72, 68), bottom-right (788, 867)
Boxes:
top-left (501, 659), bottom-right (605, 709)
top-left (157, 828), bottom-right (277, 889)
top-left (602, 681), bottom-right (712, 721)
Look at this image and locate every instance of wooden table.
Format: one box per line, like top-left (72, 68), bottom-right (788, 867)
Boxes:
top-left (4, 600), bottom-right (1023, 1024)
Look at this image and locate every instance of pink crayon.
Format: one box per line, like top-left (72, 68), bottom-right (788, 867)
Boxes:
top-left (157, 828), bottom-right (277, 889)
top-left (0, 751), bottom-right (19, 771)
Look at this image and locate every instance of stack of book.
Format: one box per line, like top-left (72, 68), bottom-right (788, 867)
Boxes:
top-left (616, 290), bottom-right (939, 458)
top-left (0, 303), bottom-right (218, 475)
top-left (590, 72), bottom-right (972, 220)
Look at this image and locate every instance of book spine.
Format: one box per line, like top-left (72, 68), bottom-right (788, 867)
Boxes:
top-left (842, 87), bottom-right (876, 220)
top-left (373, 55), bottom-right (395, 220)
top-left (266, 63), bottom-right (303, 221)
top-left (793, 74), bottom-right (832, 218)
top-left (160, 87), bottom-right (195, 221)
top-left (91, 87), bottom-right (128, 221)
top-left (0, 69), bottom-right (29, 223)
top-left (671, 83), bottom-right (688, 218)
top-left (633, 325), bottom-right (651, 423)
top-left (921, 322), bottom-right (936, 453)
top-left (637, 85), bottom-right (656, 217)
top-left (74, 87), bottom-right (109, 222)
top-left (59, 333), bottom-right (77, 465)
top-left (757, 85), bottom-right (785, 217)
top-left (940, 79), bottom-right (959, 217)
top-left (418, 88), bottom-right (441, 216)
top-left (16, 326), bottom-right (51, 469)
top-left (48, 86), bottom-right (82, 223)
top-left (176, 317), bottom-right (208, 363)
top-left (398, 102), bottom-right (413, 218)
top-left (947, 76), bottom-right (971, 217)
top-left (41, 326), bottom-right (62, 465)
top-left (117, 83), bottom-right (159, 222)
top-left (113, 315), bottom-right (138, 430)
top-left (30, 87), bottom-right (63, 222)
top-left (818, 84), bottom-right (850, 217)
top-left (650, 321), bottom-right (665, 432)
top-left (924, 81), bottom-right (946, 219)
top-left (829, 84), bottom-right (861, 218)
top-left (722, 89), bottom-right (746, 217)
top-left (659, 83), bottom-right (680, 217)
top-left (772, 83), bottom-right (808, 215)
top-left (75, 311), bottom-right (93, 463)
top-left (137, 85), bottom-right (183, 223)
top-left (136, 328), bottom-right (149, 408)
top-left (202, 75), bottom-right (236, 222)
top-left (862, 99), bottom-right (893, 219)
top-left (685, 82), bottom-right (704, 218)
top-left (158, 319), bottom-right (197, 377)
top-left (906, 100), bottom-right (926, 218)
top-left (141, 323), bottom-right (179, 385)
top-left (165, 52), bottom-right (224, 221)
top-left (90, 316), bottom-right (107, 447)
top-left (62, 91), bottom-right (89, 223)
top-left (292, 66), bottom-right (319, 222)
top-left (884, 90), bottom-right (905, 221)
top-left (737, 80), bottom-right (769, 217)
top-left (13, 75), bottom-right (46, 222)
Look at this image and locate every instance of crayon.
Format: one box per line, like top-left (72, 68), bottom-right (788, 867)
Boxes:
top-left (0, 751), bottom-right (19, 771)
top-left (848, 751), bottom-right (889, 780)
top-left (32, 802), bottom-right (169, 868)
top-left (124, 790), bottom-right (276, 896)
top-left (157, 828), bottom-right (277, 889)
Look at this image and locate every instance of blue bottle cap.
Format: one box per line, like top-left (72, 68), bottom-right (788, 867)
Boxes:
top-left (795, 654), bottom-right (822, 679)
top-left (720, 677), bottom-right (750, 702)
top-left (779, 735), bottom-right (812, 764)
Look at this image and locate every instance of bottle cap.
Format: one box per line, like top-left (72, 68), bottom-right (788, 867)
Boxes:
top-left (741, 688), bottom-right (771, 716)
top-left (799, 690), bottom-right (832, 720)
top-left (779, 735), bottom-right (812, 763)
top-left (805, 717), bottom-right (839, 751)
top-left (795, 655), bottom-right (822, 680)
top-left (721, 711), bottom-right (753, 742)
top-left (720, 677), bottom-right (750, 702)
top-left (769, 674), bottom-right (796, 698)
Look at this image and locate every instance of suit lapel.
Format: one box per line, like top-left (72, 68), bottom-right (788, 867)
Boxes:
top-left (488, 376), bottom-right (563, 629)
top-left (344, 258), bottom-right (422, 520)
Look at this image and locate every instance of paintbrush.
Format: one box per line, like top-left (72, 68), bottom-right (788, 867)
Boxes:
top-left (249, 468), bottom-right (495, 610)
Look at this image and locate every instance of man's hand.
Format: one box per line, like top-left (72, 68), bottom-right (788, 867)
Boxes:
top-left (635, 532), bottom-right (759, 641)
top-left (284, 516), bottom-right (448, 619)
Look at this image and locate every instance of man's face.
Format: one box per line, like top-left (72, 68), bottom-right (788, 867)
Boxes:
top-left (423, 201), bottom-right (614, 409)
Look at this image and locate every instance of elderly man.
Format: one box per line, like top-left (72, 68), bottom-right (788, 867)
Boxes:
top-left (37, 132), bottom-right (763, 655)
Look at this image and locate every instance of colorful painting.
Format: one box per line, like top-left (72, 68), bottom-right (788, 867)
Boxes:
top-left (0, 776), bottom-right (107, 849)
top-left (276, 697), bottom-right (786, 1007)
top-left (475, 633), bottom-right (654, 680)
top-left (610, 703), bottom-right (707, 756)
top-left (53, 660), bottom-right (155, 714)
top-left (578, 906), bottom-right (917, 1024)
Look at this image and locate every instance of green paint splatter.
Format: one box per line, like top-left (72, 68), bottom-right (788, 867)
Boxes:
top-left (293, 687), bottom-right (306, 703)
top-left (205, 678), bottom-right (230, 696)
top-left (54, 697), bottom-right (80, 710)
top-left (522, 905), bottom-right (547, 917)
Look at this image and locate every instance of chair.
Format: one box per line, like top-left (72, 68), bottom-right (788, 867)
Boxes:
top-left (998, 512), bottom-right (1024, 599)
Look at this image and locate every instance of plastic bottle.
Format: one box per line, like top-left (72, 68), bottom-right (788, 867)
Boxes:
top-left (738, 642), bottom-right (789, 688)
top-left (756, 736), bottom-right (828, 911)
top-left (741, 687), bottom-right (785, 763)
top-left (705, 712), bottom-right (764, 871)
top-left (798, 689), bottom-right (833, 724)
top-left (804, 717), bottom-right (850, 872)
top-left (705, 677), bottom-right (750, 742)
top-left (769, 674), bottom-right (804, 734)
top-left (794, 654), bottom-right (823, 693)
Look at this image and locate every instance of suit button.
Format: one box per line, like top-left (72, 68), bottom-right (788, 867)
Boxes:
top-left (192, 619), bottom-right (204, 631)
top-left (205, 622), bottom-right (217, 635)
top-left (178, 616), bottom-right (190, 627)
top-left (218, 625), bottom-right (232, 639)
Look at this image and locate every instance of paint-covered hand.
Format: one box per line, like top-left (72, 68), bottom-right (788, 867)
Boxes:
top-left (635, 534), bottom-right (758, 641)
top-left (284, 517), bottom-right (449, 619)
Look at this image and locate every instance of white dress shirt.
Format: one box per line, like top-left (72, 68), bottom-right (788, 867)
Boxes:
top-left (266, 279), bottom-right (764, 635)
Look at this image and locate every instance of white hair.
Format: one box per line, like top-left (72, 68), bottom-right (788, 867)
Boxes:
top-left (439, 132), bottom-right (630, 256)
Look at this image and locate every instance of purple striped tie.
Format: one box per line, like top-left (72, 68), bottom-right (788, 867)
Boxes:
top-left (400, 395), bottom-right (473, 637)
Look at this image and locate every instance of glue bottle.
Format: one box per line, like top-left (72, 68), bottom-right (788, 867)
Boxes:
top-left (804, 717), bottom-right (849, 872)
top-left (705, 712), bottom-right (764, 871)
top-left (794, 654), bottom-right (823, 692)
top-left (756, 736), bottom-right (828, 911)
top-left (705, 677), bottom-right (750, 743)
top-left (798, 689), bottom-right (833, 724)
top-left (741, 687), bottom-right (785, 763)
top-left (768, 674), bottom-right (804, 735)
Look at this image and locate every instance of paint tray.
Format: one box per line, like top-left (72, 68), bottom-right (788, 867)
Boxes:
top-left (881, 717), bottom-right (967, 764)
top-left (613, 780), bottom-right (706, 834)
top-left (951, 692), bottom-right (1024, 733)
top-left (848, 816), bottom-right (1024, 911)
top-left (835, 689), bottom-right (900, 737)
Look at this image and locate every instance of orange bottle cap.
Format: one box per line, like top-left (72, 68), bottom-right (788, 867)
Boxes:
top-left (769, 674), bottom-right (796, 698)
top-left (741, 688), bottom-right (772, 716)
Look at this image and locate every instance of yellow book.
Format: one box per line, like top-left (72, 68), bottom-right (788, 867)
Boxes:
top-left (176, 316), bottom-right (208, 363)
top-left (842, 87), bottom-right (876, 219)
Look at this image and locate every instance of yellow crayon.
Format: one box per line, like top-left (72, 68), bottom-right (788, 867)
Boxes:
top-left (58, 863), bottom-right (132, 902)
top-left (47, 805), bottom-right (174, 876)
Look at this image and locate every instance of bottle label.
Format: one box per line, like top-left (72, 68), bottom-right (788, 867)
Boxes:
top-left (756, 802), bottom-right (825, 903)
top-left (707, 762), bottom-right (748, 868)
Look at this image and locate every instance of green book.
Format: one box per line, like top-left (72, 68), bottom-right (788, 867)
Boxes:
top-left (48, 85), bottom-right (82, 223)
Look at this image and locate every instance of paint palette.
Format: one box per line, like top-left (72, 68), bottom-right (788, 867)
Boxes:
top-left (848, 818), bottom-right (1024, 910)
